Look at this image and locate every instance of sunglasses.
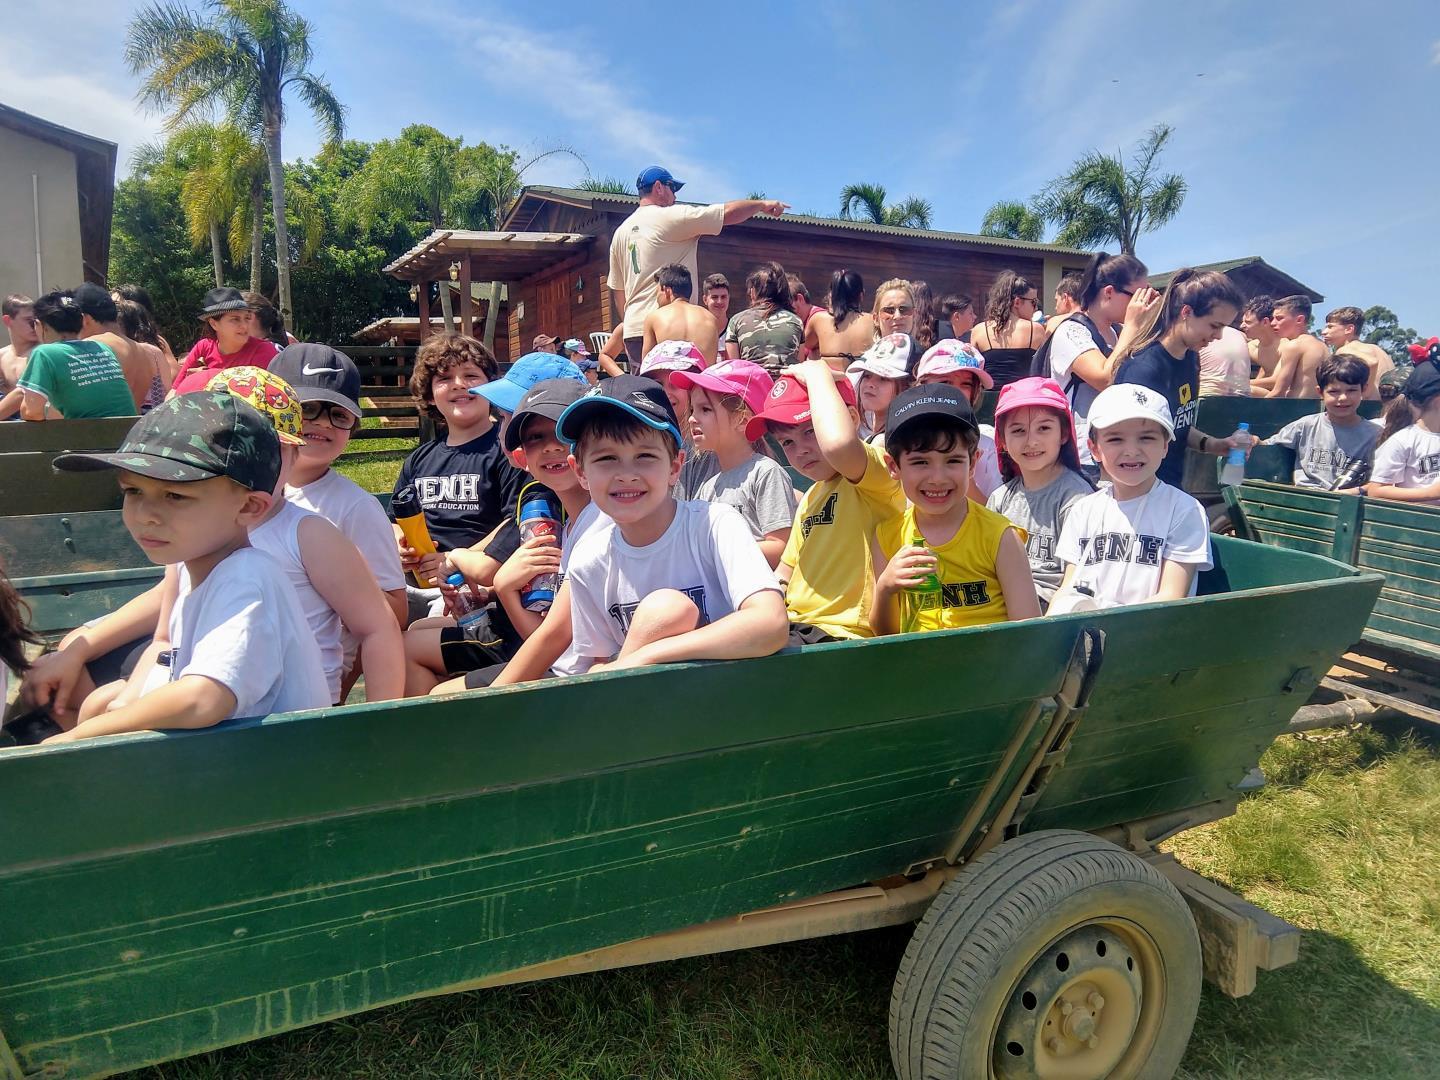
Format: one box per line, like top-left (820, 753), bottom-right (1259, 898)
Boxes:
top-left (880, 305), bottom-right (913, 315)
top-left (301, 401), bottom-right (359, 430)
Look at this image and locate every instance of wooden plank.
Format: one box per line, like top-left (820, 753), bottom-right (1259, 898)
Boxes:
top-left (338, 346), bottom-right (418, 358)
top-left (0, 453), bottom-right (123, 517)
top-left (0, 509), bottom-right (141, 579)
top-left (0, 416), bottom-right (137, 455)
top-left (1320, 676), bottom-right (1440, 727)
top-left (1356, 548), bottom-right (1440, 601)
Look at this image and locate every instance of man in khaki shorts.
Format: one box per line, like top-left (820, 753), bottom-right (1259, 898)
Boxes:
top-left (607, 165), bottom-right (787, 368)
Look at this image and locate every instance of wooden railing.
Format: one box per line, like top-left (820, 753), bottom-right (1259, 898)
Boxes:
top-left (337, 345), bottom-right (425, 441)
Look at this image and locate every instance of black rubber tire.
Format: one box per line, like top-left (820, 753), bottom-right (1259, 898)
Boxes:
top-left (889, 830), bottom-right (1202, 1080)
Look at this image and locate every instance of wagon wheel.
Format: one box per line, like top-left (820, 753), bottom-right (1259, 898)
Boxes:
top-left (889, 830), bottom-right (1202, 1080)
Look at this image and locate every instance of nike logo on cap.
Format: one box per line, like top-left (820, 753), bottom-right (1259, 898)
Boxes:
top-left (302, 363), bottom-right (342, 375)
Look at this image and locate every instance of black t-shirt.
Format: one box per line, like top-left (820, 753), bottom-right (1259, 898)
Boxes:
top-left (481, 483), bottom-right (563, 564)
top-left (1115, 341), bottom-right (1200, 488)
top-left (392, 428), bottom-right (524, 552)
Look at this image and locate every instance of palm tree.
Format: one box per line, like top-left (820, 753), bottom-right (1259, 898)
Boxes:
top-left (165, 122), bottom-right (268, 289)
top-left (1033, 124), bottom-right (1186, 255)
top-left (125, 0), bottom-right (346, 325)
top-left (980, 200), bottom-right (1046, 243)
top-left (838, 183), bottom-right (933, 229)
top-left (576, 175), bottom-right (631, 194)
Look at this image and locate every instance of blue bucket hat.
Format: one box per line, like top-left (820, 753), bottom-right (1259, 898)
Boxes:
top-left (470, 352), bottom-right (585, 414)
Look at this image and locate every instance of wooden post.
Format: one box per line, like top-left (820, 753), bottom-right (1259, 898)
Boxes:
top-left (417, 279), bottom-right (431, 341)
top-left (459, 258), bottom-right (474, 339)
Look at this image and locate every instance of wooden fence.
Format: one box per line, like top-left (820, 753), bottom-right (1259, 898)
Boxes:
top-left (338, 345), bottom-right (427, 441)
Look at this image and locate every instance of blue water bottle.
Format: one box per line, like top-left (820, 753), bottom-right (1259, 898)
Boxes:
top-left (518, 494), bottom-right (560, 612)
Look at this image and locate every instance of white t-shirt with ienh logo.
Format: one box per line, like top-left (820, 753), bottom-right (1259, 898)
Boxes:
top-left (1371, 425), bottom-right (1440, 505)
top-left (1055, 481), bottom-right (1212, 608)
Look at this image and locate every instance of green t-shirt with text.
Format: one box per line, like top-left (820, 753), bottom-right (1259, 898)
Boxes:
top-left (18, 340), bottom-right (135, 418)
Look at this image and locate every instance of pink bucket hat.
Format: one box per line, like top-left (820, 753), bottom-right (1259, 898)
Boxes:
top-left (671, 358), bottom-right (775, 415)
top-left (917, 339), bottom-right (993, 388)
top-left (639, 339), bottom-right (708, 376)
top-left (993, 376), bottom-right (1078, 445)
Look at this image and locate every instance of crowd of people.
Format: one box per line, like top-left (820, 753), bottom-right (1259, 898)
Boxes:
top-left (2, 162), bottom-right (1438, 749)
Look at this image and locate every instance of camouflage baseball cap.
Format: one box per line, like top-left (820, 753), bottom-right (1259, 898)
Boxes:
top-left (53, 391), bottom-right (282, 492)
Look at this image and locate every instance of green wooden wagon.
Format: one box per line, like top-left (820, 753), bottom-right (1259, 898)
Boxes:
top-left (1226, 479), bottom-right (1440, 726)
top-left (0, 537), bottom-right (1382, 1079)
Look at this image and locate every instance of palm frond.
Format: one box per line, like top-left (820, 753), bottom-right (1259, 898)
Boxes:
top-left (838, 183), bottom-right (887, 223)
top-left (286, 72), bottom-right (346, 145)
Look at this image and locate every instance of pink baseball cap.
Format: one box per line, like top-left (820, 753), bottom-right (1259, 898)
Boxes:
top-left (917, 339), bottom-right (993, 388)
top-left (744, 370), bottom-right (858, 442)
top-left (639, 339), bottom-right (708, 376)
top-left (993, 376), bottom-right (1077, 444)
top-left (670, 358), bottom-right (774, 415)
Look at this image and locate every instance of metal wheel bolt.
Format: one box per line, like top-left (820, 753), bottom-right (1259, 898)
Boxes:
top-left (1060, 1001), bottom-right (1073, 1016)
top-left (1088, 992), bottom-right (1105, 1010)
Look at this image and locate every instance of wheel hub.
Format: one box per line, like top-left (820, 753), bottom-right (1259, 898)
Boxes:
top-left (994, 924), bottom-right (1144, 1080)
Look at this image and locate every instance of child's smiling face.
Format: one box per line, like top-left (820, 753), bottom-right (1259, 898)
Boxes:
top-left (887, 441), bottom-right (973, 518)
top-left (430, 360), bottom-right (493, 428)
top-left (1090, 418), bottom-right (1169, 494)
top-left (513, 415), bottom-right (581, 492)
top-left (1000, 406), bottom-right (1064, 474)
top-left (573, 428), bottom-right (681, 526)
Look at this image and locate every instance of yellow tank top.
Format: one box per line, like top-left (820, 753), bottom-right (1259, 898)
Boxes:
top-left (876, 501), bottom-right (1019, 632)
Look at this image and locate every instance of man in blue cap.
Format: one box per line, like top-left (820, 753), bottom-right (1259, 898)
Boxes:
top-left (607, 166), bottom-right (789, 370)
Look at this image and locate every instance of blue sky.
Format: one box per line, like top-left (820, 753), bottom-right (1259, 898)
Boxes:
top-left (4, 1), bottom-right (1437, 333)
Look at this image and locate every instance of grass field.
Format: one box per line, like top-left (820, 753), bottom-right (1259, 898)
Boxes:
top-left (118, 726), bottom-right (1440, 1080)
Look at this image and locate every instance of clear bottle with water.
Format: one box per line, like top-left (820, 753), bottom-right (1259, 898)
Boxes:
top-left (1220, 422), bottom-right (1250, 487)
top-left (518, 494), bottom-right (561, 612)
top-left (445, 573), bottom-right (488, 636)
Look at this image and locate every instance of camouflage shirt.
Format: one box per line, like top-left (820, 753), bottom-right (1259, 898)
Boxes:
top-left (724, 307), bottom-right (804, 376)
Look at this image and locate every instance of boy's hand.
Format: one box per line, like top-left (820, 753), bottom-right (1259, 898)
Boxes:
top-left (877, 544), bottom-right (938, 595)
top-left (397, 538), bottom-right (420, 572)
top-left (494, 535), bottom-right (562, 597)
top-left (20, 648), bottom-right (86, 720)
top-left (415, 550), bottom-right (446, 584)
top-left (1220, 428), bottom-right (1254, 457)
top-left (787, 358), bottom-right (843, 389)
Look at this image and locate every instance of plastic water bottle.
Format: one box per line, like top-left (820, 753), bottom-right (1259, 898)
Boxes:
top-left (902, 533), bottom-right (943, 633)
top-left (518, 494), bottom-right (561, 612)
top-left (1220, 423), bottom-right (1250, 487)
top-left (445, 573), bottom-right (488, 635)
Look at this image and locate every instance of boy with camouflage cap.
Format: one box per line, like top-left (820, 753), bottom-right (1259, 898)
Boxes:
top-left (41, 392), bottom-right (330, 741)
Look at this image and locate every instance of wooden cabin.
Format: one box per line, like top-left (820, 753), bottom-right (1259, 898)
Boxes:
top-left (383, 186), bottom-right (1093, 358)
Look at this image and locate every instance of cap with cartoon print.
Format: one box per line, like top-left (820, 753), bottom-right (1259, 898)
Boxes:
top-left (204, 366), bottom-right (305, 445)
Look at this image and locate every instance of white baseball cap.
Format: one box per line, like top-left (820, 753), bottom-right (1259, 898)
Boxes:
top-left (846, 333), bottom-right (912, 381)
top-left (639, 339), bottom-right (707, 375)
top-left (1087, 383), bottom-right (1175, 438)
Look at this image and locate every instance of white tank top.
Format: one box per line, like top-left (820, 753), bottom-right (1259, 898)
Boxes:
top-left (250, 500), bottom-right (344, 702)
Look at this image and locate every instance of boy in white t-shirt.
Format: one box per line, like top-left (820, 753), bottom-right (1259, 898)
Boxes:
top-left (1054, 383), bottom-right (1212, 609)
top-left (270, 344), bottom-right (408, 626)
top-left (553, 375), bottom-right (788, 670)
top-left (40, 392), bottom-right (330, 742)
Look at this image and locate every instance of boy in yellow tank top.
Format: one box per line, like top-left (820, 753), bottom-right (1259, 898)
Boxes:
top-left (871, 384), bottom-right (1040, 634)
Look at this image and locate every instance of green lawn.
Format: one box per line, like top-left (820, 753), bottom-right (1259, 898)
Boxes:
top-left (334, 436), bottom-right (413, 494)
top-left (120, 728), bottom-right (1440, 1080)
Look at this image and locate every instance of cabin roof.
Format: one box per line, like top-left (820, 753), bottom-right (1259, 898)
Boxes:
top-left (383, 229), bottom-right (593, 282)
top-left (1148, 257), bottom-right (1324, 304)
top-left (505, 185), bottom-right (1092, 258)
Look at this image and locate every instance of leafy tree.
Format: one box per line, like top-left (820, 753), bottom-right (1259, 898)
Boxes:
top-left (1033, 124), bottom-right (1186, 255)
top-left (164, 122), bottom-right (267, 288)
top-left (838, 183), bottom-right (933, 229)
top-left (1363, 305), bottom-right (1420, 369)
top-left (125, 0), bottom-right (346, 325)
top-left (980, 200), bottom-right (1046, 243)
top-left (577, 175), bottom-right (630, 194)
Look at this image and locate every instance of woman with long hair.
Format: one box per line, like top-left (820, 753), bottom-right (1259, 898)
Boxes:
top-left (724, 261), bottom-right (803, 375)
top-left (804, 268), bottom-right (877, 373)
top-left (909, 279), bottom-right (937, 351)
top-left (1113, 268), bottom-right (1249, 488)
top-left (970, 271), bottom-right (1047, 390)
top-left (112, 282), bottom-right (178, 370)
top-left (1032, 252), bottom-right (1155, 477)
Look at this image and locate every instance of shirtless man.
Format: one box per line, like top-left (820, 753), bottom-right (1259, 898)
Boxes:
top-left (787, 273), bottom-right (821, 360)
top-left (1321, 305), bottom-right (1393, 400)
top-left (73, 282), bottom-right (155, 412)
top-left (1045, 273), bottom-right (1084, 331)
top-left (1243, 295), bottom-right (1283, 395)
top-left (1263, 295), bottom-right (1328, 399)
top-left (641, 263), bottom-right (721, 361)
top-left (702, 273), bottom-right (730, 349)
top-left (1, 294), bottom-right (38, 420)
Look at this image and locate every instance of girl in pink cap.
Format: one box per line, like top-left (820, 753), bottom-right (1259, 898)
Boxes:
top-left (985, 376), bottom-right (1094, 609)
top-left (671, 358), bottom-right (798, 568)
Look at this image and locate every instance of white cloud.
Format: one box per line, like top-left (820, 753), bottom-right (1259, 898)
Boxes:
top-left (1432, 39), bottom-right (1440, 64)
top-left (409, 7), bottom-right (734, 198)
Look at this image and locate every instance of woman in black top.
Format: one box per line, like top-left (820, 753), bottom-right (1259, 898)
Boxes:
top-left (970, 271), bottom-right (1048, 390)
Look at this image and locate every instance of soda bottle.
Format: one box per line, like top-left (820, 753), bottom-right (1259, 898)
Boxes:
top-left (518, 493), bottom-right (561, 612)
top-left (902, 532), bottom-right (943, 634)
top-left (392, 484), bottom-right (438, 587)
top-left (445, 572), bottom-right (488, 636)
top-left (1219, 422), bottom-right (1250, 487)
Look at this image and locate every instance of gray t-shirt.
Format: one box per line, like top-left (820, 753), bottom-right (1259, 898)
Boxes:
top-left (986, 470), bottom-right (1094, 601)
top-left (1270, 414), bottom-right (1379, 489)
top-left (676, 443), bottom-right (721, 499)
top-left (694, 453), bottom-right (799, 539)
